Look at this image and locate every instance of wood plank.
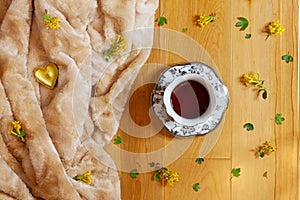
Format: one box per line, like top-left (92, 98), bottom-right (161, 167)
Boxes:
top-left (231, 0), bottom-right (278, 199)
top-left (164, 159), bottom-right (231, 200)
top-left (231, 0), bottom-right (299, 199)
top-left (274, 0), bottom-right (299, 199)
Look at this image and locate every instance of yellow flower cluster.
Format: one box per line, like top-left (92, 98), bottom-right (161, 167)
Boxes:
top-left (257, 141), bottom-right (276, 158)
top-left (241, 72), bottom-right (268, 99)
top-left (242, 72), bottom-right (267, 90)
top-left (8, 121), bottom-right (25, 142)
top-left (166, 171), bottom-right (179, 187)
top-left (103, 35), bottom-right (128, 61)
top-left (266, 21), bottom-right (285, 40)
top-left (73, 171), bottom-right (92, 185)
top-left (155, 168), bottom-right (179, 187)
top-left (196, 13), bottom-right (216, 28)
top-left (43, 11), bottom-right (60, 30)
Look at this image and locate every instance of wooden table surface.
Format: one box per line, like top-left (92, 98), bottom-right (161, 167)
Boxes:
top-left (111, 1), bottom-right (299, 199)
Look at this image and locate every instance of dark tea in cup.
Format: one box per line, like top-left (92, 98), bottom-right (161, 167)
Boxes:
top-left (163, 73), bottom-right (216, 126)
top-left (170, 80), bottom-right (210, 119)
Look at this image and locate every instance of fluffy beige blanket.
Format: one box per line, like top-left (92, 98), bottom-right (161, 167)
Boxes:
top-left (0, 0), bottom-right (158, 199)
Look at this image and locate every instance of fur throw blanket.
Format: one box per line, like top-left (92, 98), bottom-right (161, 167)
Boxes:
top-left (0, 0), bottom-right (158, 199)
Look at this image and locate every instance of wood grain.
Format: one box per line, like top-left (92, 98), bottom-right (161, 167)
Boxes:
top-left (112, 0), bottom-right (299, 199)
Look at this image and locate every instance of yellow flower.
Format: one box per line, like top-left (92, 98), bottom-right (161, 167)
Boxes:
top-left (242, 72), bottom-right (266, 89)
top-left (196, 13), bottom-right (216, 27)
top-left (73, 171), bottom-right (92, 185)
top-left (241, 72), bottom-right (268, 99)
top-left (266, 21), bottom-right (285, 40)
top-left (166, 171), bottom-right (179, 187)
top-left (103, 35), bottom-right (128, 61)
top-left (242, 72), bottom-right (258, 86)
top-left (8, 121), bottom-right (25, 142)
top-left (264, 141), bottom-right (276, 152)
top-left (43, 10), bottom-right (60, 30)
top-left (154, 168), bottom-right (179, 187)
top-left (257, 141), bottom-right (276, 158)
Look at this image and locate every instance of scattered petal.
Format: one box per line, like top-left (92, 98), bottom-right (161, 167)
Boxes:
top-left (275, 113), bottom-right (285, 125)
top-left (243, 123), bottom-right (254, 131)
top-left (114, 136), bottom-right (122, 144)
top-left (245, 33), bottom-right (252, 39)
top-left (196, 13), bottom-right (216, 28)
top-left (263, 171), bottom-right (268, 179)
top-left (266, 20), bottom-right (285, 40)
top-left (8, 121), bottom-right (25, 142)
top-left (193, 183), bottom-right (200, 192)
top-left (241, 72), bottom-right (268, 99)
top-left (282, 54), bottom-right (293, 63)
top-left (156, 16), bottom-right (167, 26)
top-left (153, 167), bottom-right (179, 187)
top-left (235, 17), bottom-right (249, 31)
top-left (231, 168), bottom-right (241, 178)
top-left (130, 169), bottom-right (139, 178)
top-left (43, 10), bottom-right (60, 30)
top-left (195, 158), bottom-right (204, 164)
top-left (150, 162), bottom-right (155, 167)
top-left (103, 35), bottom-right (128, 61)
top-left (256, 141), bottom-right (276, 158)
top-left (73, 171), bottom-right (92, 185)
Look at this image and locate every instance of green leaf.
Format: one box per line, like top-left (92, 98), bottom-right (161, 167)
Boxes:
top-left (282, 54), bottom-right (293, 63)
top-left (113, 136), bottom-right (122, 144)
top-left (275, 113), bottom-right (285, 125)
top-left (263, 171), bottom-right (268, 179)
top-left (192, 183), bottom-right (200, 192)
top-left (153, 171), bottom-right (161, 182)
top-left (20, 130), bottom-right (26, 137)
top-left (262, 90), bottom-right (268, 99)
top-left (245, 33), bottom-right (251, 39)
top-left (231, 168), bottom-right (241, 178)
top-left (129, 169), bottom-right (139, 178)
top-left (155, 16), bottom-right (167, 26)
top-left (150, 162), bottom-right (155, 167)
top-left (19, 130), bottom-right (25, 142)
top-left (243, 123), bottom-right (254, 131)
top-left (195, 158), bottom-right (204, 164)
top-left (43, 14), bottom-right (50, 21)
top-left (43, 10), bottom-right (51, 21)
top-left (182, 28), bottom-right (188, 32)
top-left (235, 17), bottom-right (249, 31)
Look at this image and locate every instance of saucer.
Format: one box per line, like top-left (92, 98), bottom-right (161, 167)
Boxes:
top-left (151, 62), bottom-right (229, 137)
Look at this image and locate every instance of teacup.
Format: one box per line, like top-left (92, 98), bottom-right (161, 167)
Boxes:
top-left (163, 73), bottom-right (216, 126)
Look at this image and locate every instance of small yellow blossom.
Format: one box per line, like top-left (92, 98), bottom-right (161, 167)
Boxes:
top-left (8, 121), bottom-right (25, 142)
top-left (43, 10), bottom-right (60, 30)
top-left (196, 13), bottom-right (216, 28)
top-left (241, 72), bottom-right (268, 99)
top-left (154, 167), bottom-right (179, 187)
top-left (166, 171), bottom-right (179, 187)
top-left (256, 141), bottom-right (276, 158)
top-left (73, 171), bottom-right (92, 185)
top-left (103, 35), bottom-right (128, 61)
top-left (242, 72), bottom-right (262, 87)
top-left (266, 21), bottom-right (285, 40)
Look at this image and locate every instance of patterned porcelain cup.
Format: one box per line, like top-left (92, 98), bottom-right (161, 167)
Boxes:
top-left (152, 62), bottom-right (228, 136)
top-left (163, 73), bottom-right (217, 126)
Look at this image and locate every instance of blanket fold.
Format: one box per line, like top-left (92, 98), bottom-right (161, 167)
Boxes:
top-left (0, 0), bottom-right (158, 199)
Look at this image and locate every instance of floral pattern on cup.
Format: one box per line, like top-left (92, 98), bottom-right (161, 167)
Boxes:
top-left (152, 62), bottom-right (229, 137)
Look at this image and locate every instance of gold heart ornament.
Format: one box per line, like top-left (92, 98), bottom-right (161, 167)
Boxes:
top-left (34, 63), bottom-right (59, 89)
